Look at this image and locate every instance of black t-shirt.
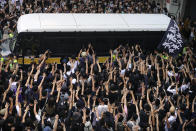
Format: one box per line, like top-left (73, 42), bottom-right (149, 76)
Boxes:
top-left (0, 12), bottom-right (5, 19)
top-left (28, 105), bottom-right (36, 121)
top-left (186, 123), bottom-right (196, 131)
top-left (0, 119), bottom-right (5, 130)
top-left (180, 110), bottom-right (189, 122)
top-left (95, 121), bottom-right (111, 131)
top-left (108, 91), bottom-right (118, 104)
top-left (139, 110), bottom-right (149, 128)
top-left (38, 97), bottom-right (47, 109)
top-left (15, 120), bottom-right (24, 131)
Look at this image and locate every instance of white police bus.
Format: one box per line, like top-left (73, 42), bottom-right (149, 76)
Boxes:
top-left (1, 13), bottom-right (171, 62)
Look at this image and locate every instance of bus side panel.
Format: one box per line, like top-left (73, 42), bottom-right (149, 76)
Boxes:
top-left (17, 31), bottom-right (165, 57)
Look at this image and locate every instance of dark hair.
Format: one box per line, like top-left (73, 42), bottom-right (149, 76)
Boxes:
top-left (66, 65), bottom-right (71, 71)
top-left (155, 99), bottom-right (160, 107)
top-left (42, 90), bottom-right (47, 97)
top-left (132, 113), bottom-right (138, 121)
top-left (117, 106), bottom-right (123, 113)
top-left (180, 103), bottom-right (186, 111)
top-left (144, 103), bottom-right (151, 112)
top-left (118, 115), bottom-right (124, 122)
top-left (48, 96), bottom-right (55, 107)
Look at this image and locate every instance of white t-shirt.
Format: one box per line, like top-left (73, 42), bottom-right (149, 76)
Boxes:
top-left (67, 60), bottom-right (79, 73)
top-left (97, 105), bottom-right (108, 118)
top-left (180, 83), bottom-right (190, 92)
top-left (11, 82), bottom-right (17, 91)
top-left (167, 71), bottom-right (178, 77)
top-left (167, 85), bottom-right (178, 95)
top-left (165, 113), bottom-right (177, 131)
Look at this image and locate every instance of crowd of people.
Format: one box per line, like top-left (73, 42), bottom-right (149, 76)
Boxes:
top-left (0, 43), bottom-right (196, 131)
top-left (0, 0), bottom-right (196, 131)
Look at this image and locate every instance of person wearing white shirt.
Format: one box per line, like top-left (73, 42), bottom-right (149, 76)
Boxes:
top-left (165, 106), bottom-right (177, 131)
top-left (167, 83), bottom-right (178, 95)
top-left (180, 78), bottom-right (190, 92)
top-left (67, 58), bottom-right (79, 74)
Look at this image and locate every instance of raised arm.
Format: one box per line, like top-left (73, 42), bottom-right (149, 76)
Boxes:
top-left (69, 90), bottom-right (73, 110)
top-left (182, 121), bottom-right (187, 131)
top-left (53, 115), bottom-right (59, 131)
top-left (133, 58), bottom-right (136, 72)
top-left (22, 106), bottom-right (29, 123)
top-left (148, 113), bottom-right (153, 131)
top-left (131, 91), bottom-right (139, 116)
top-left (19, 69), bottom-right (23, 82)
top-left (126, 52), bottom-right (132, 69)
top-left (139, 98), bottom-right (143, 111)
top-left (92, 96), bottom-right (96, 112)
top-left (147, 89), bottom-right (155, 127)
top-left (92, 53), bottom-right (96, 65)
top-left (192, 96), bottom-right (196, 113)
top-left (185, 94), bottom-right (190, 109)
top-left (38, 73), bottom-right (46, 91)
top-left (85, 58), bottom-right (88, 75)
top-left (3, 80), bottom-right (12, 103)
top-left (177, 109), bottom-right (183, 124)
top-left (41, 112), bottom-right (46, 128)
top-left (15, 82), bottom-right (20, 106)
top-left (12, 63), bottom-right (19, 75)
top-left (9, 97), bottom-right (13, 115)
top-left (104, 81), bottom-right (109, 96)
top-left (37, 51), bottom-right (48, 69)
top-left (92, 75), bottom-right (95, 92)
top-left (82, 108), bottom-right (87, 124)
top-left (155, 114), bottom-right (159, 131)
top-left (81, 80), bottom-right (85, 96)
top-left (87, 95), bottom-right (91, 109)
top-left (4, 60), bottom-right (11, 72)
top-left (168, 96), bottom-right (174, 107)
top-left (3, 103), bottom-right (9, 120)
top-left (34, 100), bottom-right (41, 122)
top-left (96, 60), bottom-right (102, 73)
top-left (165, 112), bottom-right (170, 129)
top-left (0, 60), bottom-right (3, 73)
top-left (78, 49), bottom-right (82, 60)
top-left (50, 78), bottom-right (56, 95)
top-left (63, 63), bottom-right (66, 74)
top-left (34, 68), bottom-right (40, 82)
top-left (60, 69), bottom-right (63, 81)
top-left (56, 84), bottom-right (62, 103)
top-left (90, 64), bottom-right (94, 75)
top-left (147, 89), bottom-right (153, 111)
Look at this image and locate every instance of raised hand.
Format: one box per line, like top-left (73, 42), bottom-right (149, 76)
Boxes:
top-left (25, 106), bottom-right (29, 112)
top-left (34, 100), bottom-right (38, 105)
top-left (5, 102), bottom-right (9, 109)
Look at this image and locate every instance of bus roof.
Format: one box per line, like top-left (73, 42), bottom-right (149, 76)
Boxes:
top-left (17, 13), bottom-right (171, 33)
